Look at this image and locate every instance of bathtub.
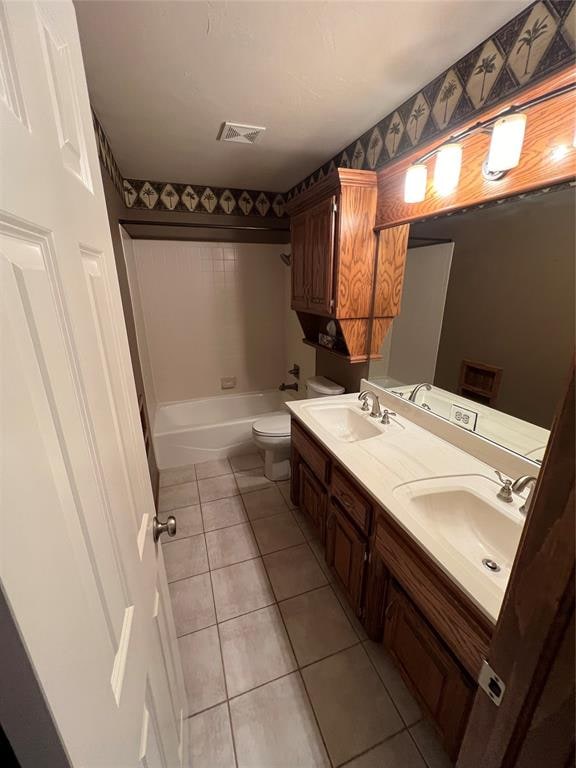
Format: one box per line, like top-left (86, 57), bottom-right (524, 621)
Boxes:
top-left (153, 390), bottom-right (289, 469)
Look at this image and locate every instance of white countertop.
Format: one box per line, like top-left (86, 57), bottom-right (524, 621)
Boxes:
top-left (287, 393), bottom-right (526, 624)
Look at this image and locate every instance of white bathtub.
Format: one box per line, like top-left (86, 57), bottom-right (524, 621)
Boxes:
top-left (153, 390), bottom-right (289, 469)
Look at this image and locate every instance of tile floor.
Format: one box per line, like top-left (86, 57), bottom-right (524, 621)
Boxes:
top-left (159, 454), bottom-right (453, 768)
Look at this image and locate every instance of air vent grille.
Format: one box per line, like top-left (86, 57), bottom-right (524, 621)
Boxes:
top-left (218, 122), bottom-right (266, 144)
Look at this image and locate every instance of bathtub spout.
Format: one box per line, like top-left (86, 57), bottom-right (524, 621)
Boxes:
top-left (279, 382), bottom-right (298, 392)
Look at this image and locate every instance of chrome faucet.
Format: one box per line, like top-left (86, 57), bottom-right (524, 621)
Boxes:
top-left (358, 390), bottom-right (381, 418)
top-left (408, 383), bottom-right (432, 403)
top-left (279, 382), bottom-right (298, 392)
top-left (511, 475), bottom-right (538, 514)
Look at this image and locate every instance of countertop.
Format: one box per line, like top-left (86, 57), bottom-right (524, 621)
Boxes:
top-left (287, 393), bottom-right (527, 624)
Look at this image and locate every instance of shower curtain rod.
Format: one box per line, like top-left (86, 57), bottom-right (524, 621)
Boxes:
top-left (119, 218), bottom-right (288, 232)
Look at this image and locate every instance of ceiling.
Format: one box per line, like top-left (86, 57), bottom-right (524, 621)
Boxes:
top-left (75, 0), bottom-right (532, 192)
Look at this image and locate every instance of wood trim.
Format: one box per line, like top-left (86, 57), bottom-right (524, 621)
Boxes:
top-left (457, 363), bottom-right (575, 767)
top-left (375, 68), bottom-right (576, 229)
top-left (286, 168), bottom-right (377, 216)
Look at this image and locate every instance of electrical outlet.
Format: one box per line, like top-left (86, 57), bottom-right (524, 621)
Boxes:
top-left (221, 376), bottom-right (236, 390)
top-left (449, 403), bottom-right (478, 431)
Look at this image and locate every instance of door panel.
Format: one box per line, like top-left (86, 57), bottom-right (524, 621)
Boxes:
top-left (0, 2), bottom-right (184, 765)
top-left (299, 462), bottom-right (327, 543)
top-left (326, 501), bottom-right (366, 614)
top-left (307, 196), bottom-right (336, 314)
top-left (290, 212), bottom-right (308, 310)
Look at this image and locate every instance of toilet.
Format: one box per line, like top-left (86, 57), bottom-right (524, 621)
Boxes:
top-left (252, 376), bottom-right (345, 481)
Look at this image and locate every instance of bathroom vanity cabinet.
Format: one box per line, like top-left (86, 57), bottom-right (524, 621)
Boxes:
top-left (290, 417), bottom-right (494, 760)
top-left (286, 169), bottom-right (409, 363)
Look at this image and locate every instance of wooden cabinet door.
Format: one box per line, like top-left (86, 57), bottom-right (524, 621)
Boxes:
top-left (384, 582), bottom-right (474, 760)
top-left (306, 196), bottom-right (336, 315)
top-left (326, 501), bottom-right (367, 615)
top-left (290, 211), bottom-right (308, 310)
top-left (299, 462), bottom-right (327, 543)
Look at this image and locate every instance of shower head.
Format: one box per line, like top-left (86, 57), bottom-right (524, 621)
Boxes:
top-left (279, 252), bottom-right (291, 266)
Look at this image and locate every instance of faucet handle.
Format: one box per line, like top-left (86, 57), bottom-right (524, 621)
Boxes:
top-left (380, 409), bottom-right (397, 425)
top-left (358, 391), bottom-right (370, 411)
top-left (495, 471), bottom-right (513, 503)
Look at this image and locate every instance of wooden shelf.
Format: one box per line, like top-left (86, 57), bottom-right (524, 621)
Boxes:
top-left (302, 338), bottom-right (382, 364)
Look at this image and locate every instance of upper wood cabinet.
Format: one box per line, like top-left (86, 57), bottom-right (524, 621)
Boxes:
top-left (286, 169), bottom-right (409, 362)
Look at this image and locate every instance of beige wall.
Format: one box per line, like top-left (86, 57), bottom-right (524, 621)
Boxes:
top-left (413, 188), bottom-right (575, 429)
top-left (133, 240), bottom-right (288, 403)
top-left (283, 258), bottom-right (316, 397)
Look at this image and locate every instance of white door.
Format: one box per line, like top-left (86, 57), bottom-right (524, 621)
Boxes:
top-left (0, 2), bottom-right (186, 766)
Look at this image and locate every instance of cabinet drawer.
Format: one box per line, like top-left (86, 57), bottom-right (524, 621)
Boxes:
top-left (291, 420), bottom-right (330, 484)
top-left (374, 511), bottom-right (492, 678)
top-left (331, 465), bottom-right (372, 534)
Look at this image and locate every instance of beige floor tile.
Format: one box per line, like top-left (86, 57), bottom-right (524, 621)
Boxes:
top-left (163, 534), bottom-right (208, 583)
top-left (345, 731), bottom-right (427, 768)
top-left (159, 464), bottom-right (196, 488)
top-left (169, 572), bottom-right (215, 636)
top-left (188, 703), bottom-right (236, 768)
top-left (252, 511), bottom-right (305, 554)
top-left (280, 585), bottom-right (358, 666)
top-left (277, 480), bottom-right (296, 510)
top-left (179, 626), bottom-right (226, 716)
top-left (234, 467), bottom-right (274, 493)
top-left (202, 496), bottom-right (247, 532)
top-left (219, 605), bottom-right (297, 697)
top-left (302, 644), bottom-right (404, 766)
top-left (164, 504), bottom-right (203, 540)
top-left (241, 485), bottom-right (288, 521)
top-left (198, 474), bottom-right (239, 503)
top-left (212, 558), bottom-right (274, 622)
top-left (364, 640), bottom-right (422, 726)
top-left (263, 543), bottom-right (328, 601)
top-left (159, 481), bottom-right (199, 512)
top-left (291, 507), bottom-right (319, 542)
top-left (206, 523), bottom-right (259, 570)
top-left (332, 580), bottom-right (368, 640)
top-left (230, 453), bottom-right (263, 472)
top-left (195, 458), bottom-right (232, 480)
top-left (230, 673), bottom-right (330, 768)
top-left (409, 720), bottom-right (453, 768)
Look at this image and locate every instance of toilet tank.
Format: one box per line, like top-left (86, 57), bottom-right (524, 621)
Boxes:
top-left (305, 376), bottom-right (345, 399)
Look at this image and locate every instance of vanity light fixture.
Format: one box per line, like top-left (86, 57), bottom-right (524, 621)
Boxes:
top-left (434, 143), bottom-right (462, 196)
top-left (486, 113), bottom-right (527, 173)
top-left (401, 81), bottom-right (575, 204)
top-left (404, 164), bottom-right (428, 202)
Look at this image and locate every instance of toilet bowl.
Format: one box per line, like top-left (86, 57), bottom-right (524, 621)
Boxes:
top-left (252, 376), bottom-right (345, 481)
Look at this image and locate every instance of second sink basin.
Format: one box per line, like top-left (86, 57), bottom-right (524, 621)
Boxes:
top-left (393, 475), bottom-right (523, 580)
top-left (304, 403), bottom-right (397, 442)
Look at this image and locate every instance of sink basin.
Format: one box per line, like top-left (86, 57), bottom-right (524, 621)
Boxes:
top-left (304, 403), bottom-right (386, 442)
top-left (393, 475), bottom-right (523, 579)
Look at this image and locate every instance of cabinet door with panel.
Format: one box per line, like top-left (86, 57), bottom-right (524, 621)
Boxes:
top-left (306, 196), bottom-right (336, 315)
top-left (384, 581), bottom-right (474, 759)
top-left (299, 462), bottom-right (327, 543)
top-left (326, 500), bottom-right (367, 615)
top-left (290, 212), bottom-right (309, 310)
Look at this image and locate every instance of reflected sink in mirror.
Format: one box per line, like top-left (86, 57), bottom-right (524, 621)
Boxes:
top-left (393, 475), bottom-right (524, 582)
top-left (303, 403), bottom-right (402, 443)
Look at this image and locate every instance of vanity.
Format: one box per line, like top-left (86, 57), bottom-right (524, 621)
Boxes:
top-left (287, 392), bottom-right (527, 760)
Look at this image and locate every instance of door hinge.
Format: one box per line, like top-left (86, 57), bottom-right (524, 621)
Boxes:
top-left (332, 201), bottom-right (338, 213)
top-left (478, 660), bottom-right (506, 707)
top-left (329, 298), bottom-right (335, 310)
top-left (363, 551), bottom-right (369, 563)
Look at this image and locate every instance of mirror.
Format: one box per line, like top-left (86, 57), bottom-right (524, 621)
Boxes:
top-left (367, 186), bottom-right (575, 463)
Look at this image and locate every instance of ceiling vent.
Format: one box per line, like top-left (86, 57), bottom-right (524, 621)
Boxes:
top-left (218, 122), bottom-right (266, 144)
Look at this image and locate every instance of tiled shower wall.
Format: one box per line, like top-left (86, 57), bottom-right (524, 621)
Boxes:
top-left (132, 241), bottom-right (288, 404)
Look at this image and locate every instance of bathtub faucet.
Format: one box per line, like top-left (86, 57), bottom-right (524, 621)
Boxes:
top-left (279, 382), bottom-right (298, 392)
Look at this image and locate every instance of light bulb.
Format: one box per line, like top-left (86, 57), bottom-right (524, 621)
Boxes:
top-left (487, 113), bottom-right (527, 172)
top-left (434, 143), bottom-right (462, 195)
top-left (404, 164), bottom-right (427, 203)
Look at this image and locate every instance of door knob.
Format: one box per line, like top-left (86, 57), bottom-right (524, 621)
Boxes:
top-left (153, 515), bottom-right (177, 542)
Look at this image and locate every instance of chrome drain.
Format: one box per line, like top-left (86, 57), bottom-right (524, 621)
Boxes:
top-left (482, 558), bottom-right (501, 573)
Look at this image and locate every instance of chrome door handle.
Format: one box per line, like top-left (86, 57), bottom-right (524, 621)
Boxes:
top-left (153, 515), bottom-right (177, 542)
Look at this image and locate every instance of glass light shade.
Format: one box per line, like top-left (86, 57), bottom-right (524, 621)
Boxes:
top-left (404, 164), bottom-right (427, 203)
top-left (433, 143), bottom-right (462, 195)
top-left (487, 113), bottom-right (527, 172)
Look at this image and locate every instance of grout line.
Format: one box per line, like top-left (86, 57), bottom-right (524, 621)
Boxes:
top-left (335, 725), bottom-right (410, 768)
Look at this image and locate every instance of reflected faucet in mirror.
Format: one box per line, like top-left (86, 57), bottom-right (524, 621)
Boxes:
top-left (408, 383), bottom-right (432, 403)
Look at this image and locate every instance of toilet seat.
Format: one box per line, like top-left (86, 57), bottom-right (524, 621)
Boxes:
top-left (253, 413), bottom-right (291, 438)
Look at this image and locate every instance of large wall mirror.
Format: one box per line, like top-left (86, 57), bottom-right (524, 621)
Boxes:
top-left (367, 185), bottom-right (575, 464)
